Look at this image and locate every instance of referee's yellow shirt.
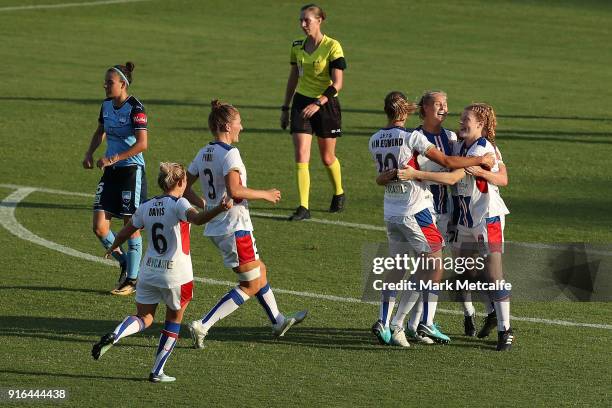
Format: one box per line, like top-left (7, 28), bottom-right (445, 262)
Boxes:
top-left (290, 35), bottom-right (346, 99)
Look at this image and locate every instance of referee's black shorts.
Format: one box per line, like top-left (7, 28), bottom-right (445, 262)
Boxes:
top-left (93, 165), bottom-right (147, 217)
top-left (290, 92), bottom-right (342, 138)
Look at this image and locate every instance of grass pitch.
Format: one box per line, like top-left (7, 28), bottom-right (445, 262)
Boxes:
top-left (1, 0), bottom-right (611, 406)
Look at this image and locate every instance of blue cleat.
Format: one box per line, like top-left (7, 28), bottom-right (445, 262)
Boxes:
top-left (371, 320), bottom-right (391, 345)
top-left (417, 322), bottom-right (451, 344)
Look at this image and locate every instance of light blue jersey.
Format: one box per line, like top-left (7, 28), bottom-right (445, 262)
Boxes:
top-left (98, 96), bottom-right (147, 167)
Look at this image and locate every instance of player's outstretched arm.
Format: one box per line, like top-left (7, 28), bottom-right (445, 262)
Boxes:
top-left (104, 220), bottom-right (139, 258)
top-left (398, 167), bottom-right (464, 186)
top-left (465, 163), bottom-right (508, 186)
top-left (184, 172), bottom-right (205, 209)
top-left (376, 169), bottom-right (397, 185)
top-left (83, 124), bottom-right (105, 169)
top-left (426, 147), bottom-right (495, 170)
top-left (186, 197), bottom-right (233, 226)
top-left (225, 171), bottom-right (281, 204)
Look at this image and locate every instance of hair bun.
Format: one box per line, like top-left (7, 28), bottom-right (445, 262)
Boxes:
top-left (125, 62), bottom-right (135, 72)
top-left (211, 99), bottom-right (223, 109)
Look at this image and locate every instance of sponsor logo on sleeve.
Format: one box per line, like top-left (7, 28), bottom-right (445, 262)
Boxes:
top-left (133, 112), bottom-right (147, 126)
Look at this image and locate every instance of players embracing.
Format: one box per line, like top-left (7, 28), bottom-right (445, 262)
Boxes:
top-left (400, 102), bottom-right (514, 351)
top-left (368, 92), bottom-right (494, 348)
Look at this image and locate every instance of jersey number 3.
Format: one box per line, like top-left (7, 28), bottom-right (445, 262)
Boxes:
top-left (203, 169), bottom-right (216, 200)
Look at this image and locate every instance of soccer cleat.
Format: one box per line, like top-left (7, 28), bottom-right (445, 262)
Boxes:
top-left (329, 193), bottom-right (345, 213)
top-left (389, 326), bottom-right (410, 348)
top-left (288, 310), bottom-right (308, 326)
top-left (406, 328), bottom-right (435, 344)
top-left (464, 314), bottom-right (477, 337)
top-left (288, 206), bottom-right (311, 221)
top-left (477, 311), bottom-right (497, 338)
top-left (272, 315), bottom-right (298, 337)
top-left (114, 263), bottom-right (127, 290)
top-left (371, 320), bottom-right (391, 345)
top-left (149, 372), bottom-right (176, 383)
top-left (92, 332), bottom-right (116, 360)
top-left (110, 278), bottom-right (136, 296)
top-left (188, 320), bottom-right (208, 349)
top-left (417, 322), bottom-right (451, 344)
top-left (496, 328), bottom-right (514, 351)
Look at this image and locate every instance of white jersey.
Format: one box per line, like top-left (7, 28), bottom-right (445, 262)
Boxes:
top-left (368, 126), bottom-right (435, 219)
top-left (131, 195), bottom-right (193, 288)
top-left (454, 137), bottom-right (509, 228)
top-left (188, 141), bottom-right (253, 236)
top-left (415, 126), bottom-right (457, 215)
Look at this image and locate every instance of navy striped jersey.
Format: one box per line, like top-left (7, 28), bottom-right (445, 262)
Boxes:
top-left (98, 96), bottom-right (147, 167)
top-left (416, 126), bottom-right (457, 215)
top-left (454, 137), bottom-right (509, 228)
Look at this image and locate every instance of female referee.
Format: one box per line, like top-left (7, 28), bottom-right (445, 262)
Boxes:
top-left (280, 3), bottom-right (347, 221)
top-left (185, 100), bottom-right (307, 348)
top-left (92, 162), bottom-right (231, 382)
top-left (83, 62), bottom-right (148, 295)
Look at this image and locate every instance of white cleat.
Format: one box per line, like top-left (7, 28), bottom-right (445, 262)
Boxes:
top-left (390, 326), bottom-right (411, 348)
top-left (406, 328), bottom-right (435, 344)
top-left (188, 320), bottom-right (208, 349)
top-left (149, 372), bottom-right (176, 383)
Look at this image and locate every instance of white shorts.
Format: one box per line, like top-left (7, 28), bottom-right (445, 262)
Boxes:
top-left (386, 208), bottom-right (445, 255)
top-left (135, 280), bottom-right (194, 311)
top-left (209, 230), bottom-right (259, 268)
top-left (453, 215), bottom-right (505, 255)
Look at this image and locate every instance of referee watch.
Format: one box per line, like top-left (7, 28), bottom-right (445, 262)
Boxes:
top-left (314, 99), bottom-right (323, 107)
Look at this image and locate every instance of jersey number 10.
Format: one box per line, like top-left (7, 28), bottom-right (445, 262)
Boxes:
top-left (376, 153), bottom-right (398, 173)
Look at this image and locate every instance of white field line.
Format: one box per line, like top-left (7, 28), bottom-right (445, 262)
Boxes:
top-left (0, 0), bottom-right (151, 12)
top-left (1, 184), bottom-right (611, 331)
top-left (3, 183), bottom-right (611, 256)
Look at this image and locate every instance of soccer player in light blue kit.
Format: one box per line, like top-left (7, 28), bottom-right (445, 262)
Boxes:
top-left (83, 62), bottom-right (148, 295)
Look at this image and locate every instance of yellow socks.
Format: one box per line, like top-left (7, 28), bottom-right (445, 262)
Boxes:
top-left (325, 158), bottom-right (344, 196)
top-left (296, 162), bottom-right (310, 209)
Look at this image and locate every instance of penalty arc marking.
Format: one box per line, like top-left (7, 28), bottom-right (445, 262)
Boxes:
top-left (0, 183), bottom-right (611, 331)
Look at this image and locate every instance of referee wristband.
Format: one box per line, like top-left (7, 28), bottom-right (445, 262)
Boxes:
top-left (281, 105), bottom-right (290, 112)
top-left (322, 86), bottom-right (337, 99)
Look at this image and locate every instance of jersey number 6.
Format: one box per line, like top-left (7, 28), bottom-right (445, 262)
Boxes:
top-left (152, 223), bottom-right (168, 254)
